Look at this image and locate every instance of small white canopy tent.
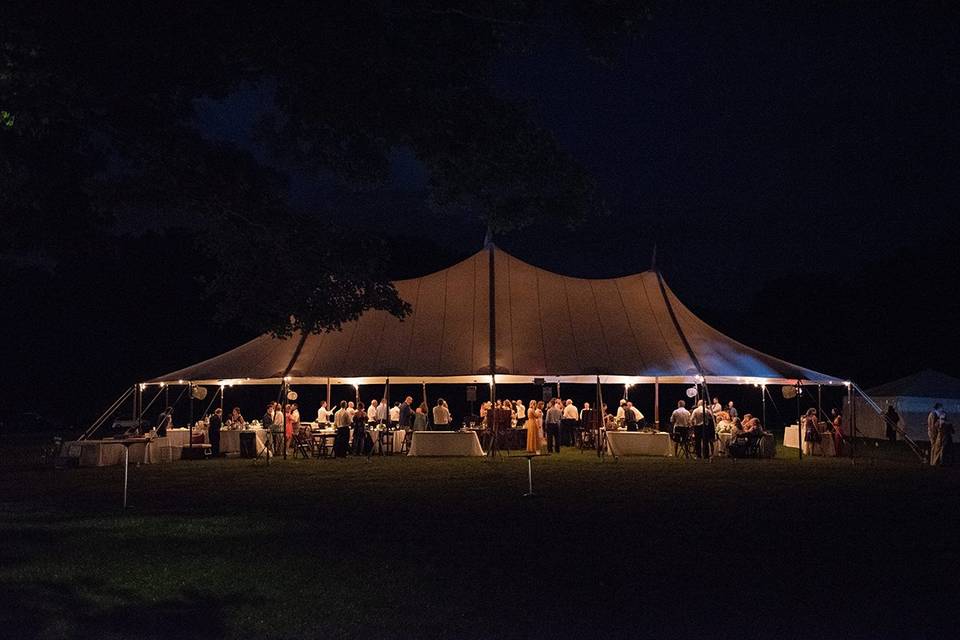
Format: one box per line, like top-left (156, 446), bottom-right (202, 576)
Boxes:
top-left (852, 369), bottom-right (960, 442)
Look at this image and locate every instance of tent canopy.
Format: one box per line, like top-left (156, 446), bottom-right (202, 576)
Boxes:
top-left (866, 369), bottom-right (960, 399)
top-left (148, 245), bottom-right (843, 387)
top-left (855, 369), bottom-right (960, 441)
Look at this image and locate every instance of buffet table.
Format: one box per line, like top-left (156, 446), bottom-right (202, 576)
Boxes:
top-left (408, 431), bottom-right (484, 457)
top-left (605, 431), bottom-right (673, 458)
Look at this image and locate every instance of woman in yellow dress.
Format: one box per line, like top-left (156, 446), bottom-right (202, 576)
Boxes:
top-left (526, 400), bottom-right (541, 453)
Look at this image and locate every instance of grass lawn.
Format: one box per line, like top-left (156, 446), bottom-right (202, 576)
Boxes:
top-left (1, 434), bottom-right (957, 639)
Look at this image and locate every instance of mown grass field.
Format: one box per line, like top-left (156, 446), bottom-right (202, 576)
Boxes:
top-left (1, 433), bottom-right (957, 639)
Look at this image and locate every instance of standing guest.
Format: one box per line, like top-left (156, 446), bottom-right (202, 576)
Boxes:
top-left (802, 407), bottom-right (821, 456)
top-left (515, 400), bottom-right (527, 428)
top-left (433, 398), bottom-right (451, 430)
top-left (545, 399), bottom-right (563, 454)
top-left (284, 404), bottom-right (295, 452)
top-left (413, 405), bottom-right (428, 432)
top-left (561, 399), bottom-right (579, 446)
top-left (262, 402), bottom-right (276, 454)
top-left (156, 406), bottom-right (173, 437)
top-left (262, 402), bottom-right (275, 427)
top-left (208, 407), bottom-right (223, 456)
top-left (710, 397), bottom-right (722, 414)
top-left (389, 402), bottom-right (401, 429)
top-left (346, 401), bottom-right (357, 420)
top-left (726, 401), bottom-right (738, 420)
top-left (317, 400), bottom-right (330, 425)
top-left (616, 399), bottom-right (627, 420)
top-left (883, 404), bottom-right (900, 443)
top-left (670, 400), bottom-right (692, 456)
top-left (691, 400), bottom-right (713, 459)
top-left (624, 401), bottom-right (641, 431)
top-left (526, 400), bottom-right (542, 454)
top-left (928, 403), bottom-right (945, 466)
top-left (333, 400), bottom-right (351, 458)
top-left (376, 398), bottom-right (388, 425)
top-left (291, 403), bottom-right (300, 427)
top-left (352, 402), bottom-right (367, 455)
top-left (830, 408), bottom-right (844, 456)
top-left (272, 403), bottom-right (285, 453)
top-left (400, 396), bottom-right (414, 429)
top-left (367, 399), bottom-right (379, 423)
top-left (580, 402), bottom-right (592, 422)
top-left (536, 401), bottom-right (547, 453)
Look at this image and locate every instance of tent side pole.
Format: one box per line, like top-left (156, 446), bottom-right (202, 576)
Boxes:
top-left (326, 377), bottom-right (331, 408)
top-left (849, 383), bottom-right (855, 461)
top-left (761, 385), bottom-right (767, 429)
top-left (654, 377), bottom-right (660, 429)
top-left (797, 383), bottom-right (802, 460)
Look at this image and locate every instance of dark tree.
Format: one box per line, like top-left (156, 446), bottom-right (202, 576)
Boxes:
top-left (1, 1), bottom-right (649, 337)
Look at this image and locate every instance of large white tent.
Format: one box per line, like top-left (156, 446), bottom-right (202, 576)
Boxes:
top-left (147, 245), bottom-right (844, 391)
top-left (852, 369), bottom-right (960, 442)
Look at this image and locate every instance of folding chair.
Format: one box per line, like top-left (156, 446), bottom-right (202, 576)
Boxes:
top-left (292, 427), bottom-right (312, 459)
top-left (671, 426), bottom-right (694, 459)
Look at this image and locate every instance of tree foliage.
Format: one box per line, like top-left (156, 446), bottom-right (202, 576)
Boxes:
top-left (1, 1), bottom-right (649, 336)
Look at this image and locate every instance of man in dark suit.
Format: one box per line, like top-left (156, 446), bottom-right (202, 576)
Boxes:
top-left (156, 407), bottom-right (173, 437)
top-left (400, 396), bottom-right (414, 429)
top-left (208, 407), bottom-right (223, 456)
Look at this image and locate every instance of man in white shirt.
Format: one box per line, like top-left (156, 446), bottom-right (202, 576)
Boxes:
top-left (670, 400), bottom-right (691, 456)
top-left (367, 399), bottom-right (379, 423)
top-left (616, 399), bottom-right (627, 420)
top-left (710, 397), bottom-right (722, 414)
top-left (690, 400), bottom-right (715, 459)
top-left (346, 401), bottom-right (356, 420)
top-left (561, 399), bottom-right (579, 446)
top-left (432, 399), bottom-right (451, 429)
top-left (316, 401), bottom-right (330, 424)
top-left (389, 402), bottom-right (401, 429)
top-left (376, 399), bottom-right (388, 424)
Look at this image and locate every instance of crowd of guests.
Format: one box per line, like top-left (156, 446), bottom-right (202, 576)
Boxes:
top-left (668, 397), bottom-right (774, 459)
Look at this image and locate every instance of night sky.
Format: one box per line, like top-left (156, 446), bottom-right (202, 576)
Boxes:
top-left (3, 3), bottom-right (959, 426)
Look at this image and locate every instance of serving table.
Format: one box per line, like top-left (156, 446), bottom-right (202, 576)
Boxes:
top-left (604, 430), bottom-right (673, 458)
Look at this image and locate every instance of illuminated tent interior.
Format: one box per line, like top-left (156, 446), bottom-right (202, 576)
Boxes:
top-left (146, 245), bottom-right (844, 389)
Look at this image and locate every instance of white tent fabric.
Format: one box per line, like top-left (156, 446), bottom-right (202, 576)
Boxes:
top-left (148, 245), bottom-right (843, 386)
top-left (852, 369), bottom-right (960, 441)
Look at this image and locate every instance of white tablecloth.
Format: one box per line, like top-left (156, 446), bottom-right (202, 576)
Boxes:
top-left (784, 424), bottom-right (836, 456)
top-left (605, 431), bottom-right (673, 457)
top-left (408, 431), bottom-right (484, 457)
top-left (216, 428), bottom-right (268, 454)
top-left (165, 428), bottom-right (206, 447)
top-left (72, 440), bottom-right (127, 467)
top-left (368, 429), bottom-right (406, 453)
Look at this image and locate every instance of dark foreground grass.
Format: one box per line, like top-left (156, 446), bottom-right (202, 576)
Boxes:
top-left (1, 437), bottom-right (958, 640)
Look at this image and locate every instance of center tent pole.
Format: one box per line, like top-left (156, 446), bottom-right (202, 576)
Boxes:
top-left (422, 382), bottom-right (428, 429)
top-left (326, 377), bottom-right (331, 409)
top-left (595, 375), bottom-right (603, 459)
